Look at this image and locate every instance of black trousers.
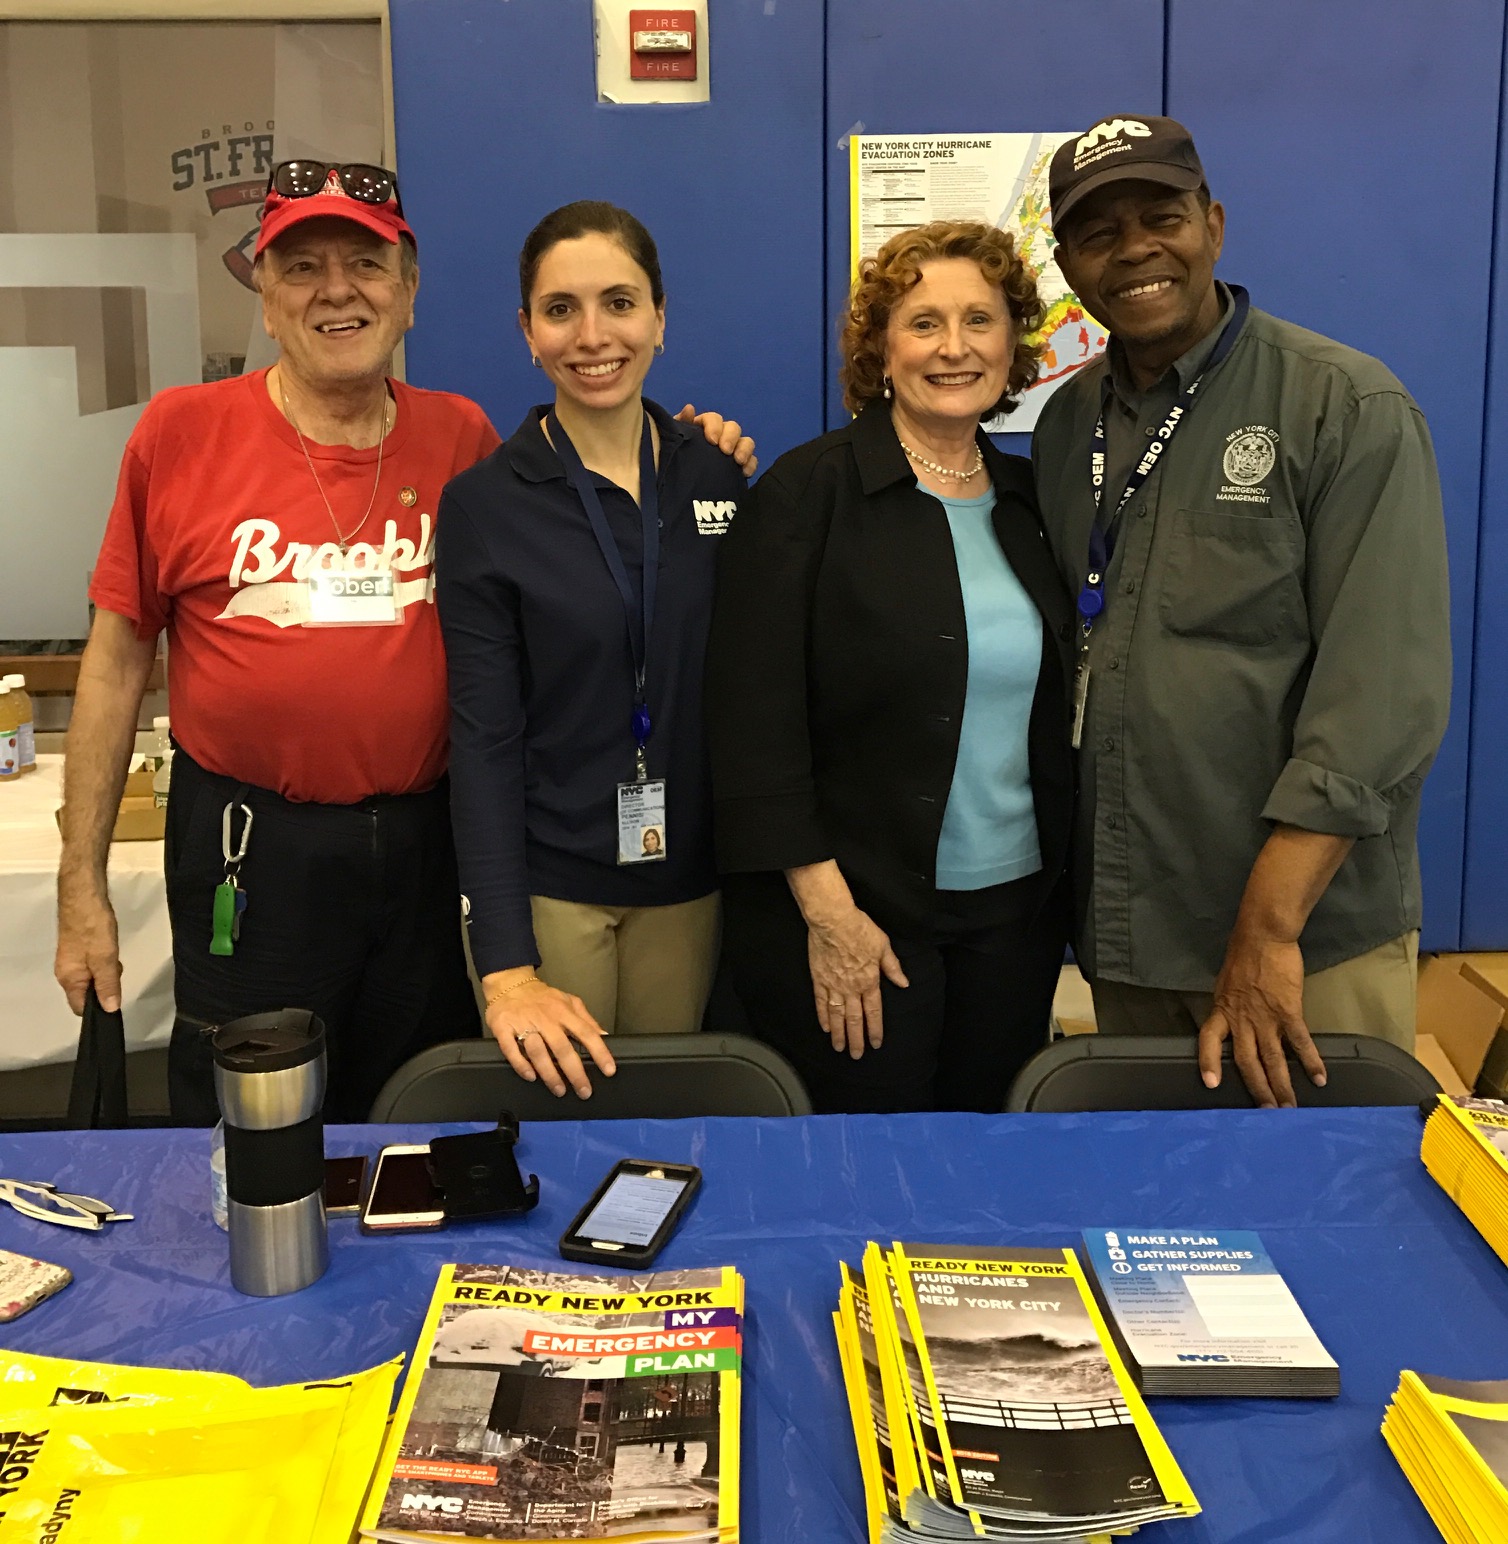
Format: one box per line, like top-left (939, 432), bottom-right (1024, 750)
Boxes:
top-left (164, 748), bottom-right (478, 1124)
top-left (720, 870), bottom-right (1068, 1115)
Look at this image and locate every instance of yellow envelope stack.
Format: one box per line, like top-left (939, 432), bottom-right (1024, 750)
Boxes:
top-left (1383, 1372), bottom-right (1508, 1543)
top-left (1420, 1095), bottom-right (1508, 1266)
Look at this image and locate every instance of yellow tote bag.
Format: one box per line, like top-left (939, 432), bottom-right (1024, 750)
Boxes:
top-left (0, 1355), bottom-right (400, 1544)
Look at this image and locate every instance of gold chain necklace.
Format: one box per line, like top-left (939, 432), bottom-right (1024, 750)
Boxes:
top-left (279, 373), bottom-right (390, 556)
top-left (897, 437), bottom-right (985, 484)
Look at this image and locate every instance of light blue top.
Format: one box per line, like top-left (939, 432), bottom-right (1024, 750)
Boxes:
top-left (933, 488), bottom-right (1043, 891)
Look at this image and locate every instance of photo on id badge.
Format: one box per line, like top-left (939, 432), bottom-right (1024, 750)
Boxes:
top-left (617, 780), bottom-right (667, 864)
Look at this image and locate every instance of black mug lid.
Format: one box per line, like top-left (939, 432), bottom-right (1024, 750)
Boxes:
top-left (211, 1009), bottom-right (326, 1073)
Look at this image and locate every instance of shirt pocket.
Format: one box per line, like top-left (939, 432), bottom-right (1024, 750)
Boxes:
top-left (1158, 509), bottom-right (1304, 646)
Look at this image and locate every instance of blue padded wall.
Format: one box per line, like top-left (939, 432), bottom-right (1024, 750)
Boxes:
top-left (1464, 19), bottom-right (1508, 948)
top-left (824, 0), bottom-right (1164, 451)
top-left (1167, 0), bottom-right (1503, 951)
top-left (388, 0), bottom-right (825, 465)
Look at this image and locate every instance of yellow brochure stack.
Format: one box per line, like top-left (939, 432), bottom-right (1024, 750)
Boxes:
top-left (833, 1243), bottom-right (1200, 1543)
top-left (361, 1262), bottom-right (743, 1544)
top-left (1420, 1095), bottom-right (1508, 1266)
top-left (1383, 1372), bottom-right (1508, 1542)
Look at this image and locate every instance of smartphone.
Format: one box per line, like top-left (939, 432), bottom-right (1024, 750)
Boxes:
top-left (0, 1251), bottom-right (72, 1321)
top-left (359, 1144), bottom-right (445, 1233)
top-left (324, 1155), bottom-right (369, 1218)
top-left (559, 1159), bottom-right (701, 1268)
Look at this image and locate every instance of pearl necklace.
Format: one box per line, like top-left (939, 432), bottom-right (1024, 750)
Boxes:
top-left (897, 437), bottom-right (985, 484)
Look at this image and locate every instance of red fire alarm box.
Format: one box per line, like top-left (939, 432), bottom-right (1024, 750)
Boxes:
top-left (629, 10), bottom-right (697, 80)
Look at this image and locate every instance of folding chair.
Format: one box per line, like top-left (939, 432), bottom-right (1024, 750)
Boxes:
top-left (1006, 1032), bottom-right (1440, 1113)
top-left (368, 1032), bottom-right (812, 1122)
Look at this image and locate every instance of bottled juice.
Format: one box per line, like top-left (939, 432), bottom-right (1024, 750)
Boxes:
top-left (1, 674), bottom-right (34, 774)
top-left (0, 686), bottom-right (17, 780)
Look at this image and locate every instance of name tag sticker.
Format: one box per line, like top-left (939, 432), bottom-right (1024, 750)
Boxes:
top-left (617, 780), bottom-right (667, 865)
top-left (304, 570), bottom-right (401, 627)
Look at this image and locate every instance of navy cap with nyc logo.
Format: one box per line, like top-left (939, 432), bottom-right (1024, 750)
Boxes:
top-left (1049, 115), bottom-right (1207, 232)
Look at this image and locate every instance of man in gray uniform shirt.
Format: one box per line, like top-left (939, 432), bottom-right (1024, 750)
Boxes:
top-left (1032, 116), bottom-right (1450, 1107)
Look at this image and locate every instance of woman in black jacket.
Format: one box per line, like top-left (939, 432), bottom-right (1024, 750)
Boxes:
top-left (706, 220), bottom-right (1075, 1114)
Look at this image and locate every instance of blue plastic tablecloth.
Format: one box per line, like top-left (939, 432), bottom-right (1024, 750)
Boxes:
top-left (0, 1108), bottom-right (1500, 1541)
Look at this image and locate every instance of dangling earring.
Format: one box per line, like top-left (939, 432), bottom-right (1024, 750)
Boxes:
top-left (531, 355), bottom-right (542, 368)
top-left (654, 342), bottom-right (665, 356)
top-left (883, 375), bottom-right (892, 399)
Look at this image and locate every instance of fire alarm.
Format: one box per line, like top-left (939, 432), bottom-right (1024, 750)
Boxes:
top-left (629, 10), bottom-right (697, 80)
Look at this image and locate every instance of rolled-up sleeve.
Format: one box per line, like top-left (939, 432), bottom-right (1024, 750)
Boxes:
top-left (705, 465), bottom-right (833, 873)
top-left (1261, 390), bottom-right (1451, 836)
top-left (435, 487), bottom-right (538, 975)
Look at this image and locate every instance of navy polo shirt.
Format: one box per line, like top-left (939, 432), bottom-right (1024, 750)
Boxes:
top-left (437, 399), bottom-right (745, 975)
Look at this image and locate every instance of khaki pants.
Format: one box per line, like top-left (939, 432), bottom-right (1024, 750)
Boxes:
top-left (1089, 931), bottom-right (1419, 1052)
top-left (530, 892), bottom-right (721, 1036)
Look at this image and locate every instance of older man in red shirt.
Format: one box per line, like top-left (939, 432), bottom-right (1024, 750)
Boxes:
top-left (55, 160), bottom-right (750, 1121)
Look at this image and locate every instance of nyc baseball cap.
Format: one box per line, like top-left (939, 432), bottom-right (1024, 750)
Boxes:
top-left (1049, 116), bottom-right (1206, 232)
top-left (255, 163), bottom-right (415, 257)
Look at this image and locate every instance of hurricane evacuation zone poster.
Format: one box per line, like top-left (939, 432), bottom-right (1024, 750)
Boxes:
top-left (849, 132), bottom-right (1105, 433)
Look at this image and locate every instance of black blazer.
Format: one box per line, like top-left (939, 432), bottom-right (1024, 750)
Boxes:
top-left (706, 399), bottom-right (1076, 936)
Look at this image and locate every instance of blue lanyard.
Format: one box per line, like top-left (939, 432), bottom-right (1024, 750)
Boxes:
top-left (1078, 285), bottom-right (1250, 634)
top-left (547, 409), bottom-right (660, 768)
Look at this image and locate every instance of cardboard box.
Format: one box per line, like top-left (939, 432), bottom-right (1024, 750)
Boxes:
top-left (1417, 954), bottom-right (1506, 1090)
top-left (1457, 954), bottom-right (1508, 1015)
top-left (121, 767), bottom-right (156, 799)
top-left (1414, 1033), bottom-right (1470, 1097)
top-left (54, 795), bottom-right (165, 843)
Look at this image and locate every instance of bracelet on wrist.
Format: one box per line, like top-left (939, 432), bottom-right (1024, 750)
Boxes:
top-left (484, 974), bottom-right (540, 1009)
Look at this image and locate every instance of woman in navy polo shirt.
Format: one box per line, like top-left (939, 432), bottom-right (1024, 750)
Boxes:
top-left (437, 202), bottom-right (746, 1099)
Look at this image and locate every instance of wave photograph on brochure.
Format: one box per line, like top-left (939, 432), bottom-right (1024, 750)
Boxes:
top-left (838, 1242), bottom-right (1200, 1543)
top-left (361, 1262), bottom-right (743, 1544)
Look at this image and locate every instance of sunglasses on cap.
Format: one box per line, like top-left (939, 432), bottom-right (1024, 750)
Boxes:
top-left (264, 160), bottom-right (405, 215)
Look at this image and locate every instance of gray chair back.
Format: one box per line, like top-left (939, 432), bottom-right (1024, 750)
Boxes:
top-left (368, 1033), bottom-right (812, 1122)
top-left (1006, 1033), bottom-right (1440, 1113)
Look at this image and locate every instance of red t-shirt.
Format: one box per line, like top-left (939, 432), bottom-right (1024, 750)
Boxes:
top-left (90, 369), bottom-right (500, 803)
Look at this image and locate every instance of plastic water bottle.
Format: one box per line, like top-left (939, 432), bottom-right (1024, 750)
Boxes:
top-left (151, 716), bottom-right (172, 810)
top-left (211, 1120), bottom-right (228, 1231)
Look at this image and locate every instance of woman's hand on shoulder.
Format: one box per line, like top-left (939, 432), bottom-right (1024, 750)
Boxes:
top-left (677, 403), bottom-right (757, 478)
top-left (482, 969), bottom-right (616, 1098)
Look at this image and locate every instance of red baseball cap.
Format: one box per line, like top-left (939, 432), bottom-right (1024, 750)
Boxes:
top-left (255, 168), bottom-right (416, 258)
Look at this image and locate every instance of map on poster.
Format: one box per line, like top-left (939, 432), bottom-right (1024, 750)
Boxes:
top-left (850, 132), bottom-right (1107, 433)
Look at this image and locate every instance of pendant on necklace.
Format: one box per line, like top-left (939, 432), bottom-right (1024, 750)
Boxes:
top-left (338, 543), bottom-right (349, 557)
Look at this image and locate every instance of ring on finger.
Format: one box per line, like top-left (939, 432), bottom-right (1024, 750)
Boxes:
top-left (514, 1028), bottom-right (541, 1044)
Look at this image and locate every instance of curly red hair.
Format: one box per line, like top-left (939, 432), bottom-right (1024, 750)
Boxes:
top-left (839, 220), bottom-right (1046, 417)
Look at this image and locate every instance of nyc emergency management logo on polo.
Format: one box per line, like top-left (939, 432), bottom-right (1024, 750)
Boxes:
top-left (693, 499), bottom-right (737, 536)
top-left (1073, 117), bottom-right (1152, 171)
top-left (1219, 425), bottom-right (1279, 504)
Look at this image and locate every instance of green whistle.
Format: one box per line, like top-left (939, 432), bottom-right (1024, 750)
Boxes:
top-left (211, 881), bottom-right (237, 957)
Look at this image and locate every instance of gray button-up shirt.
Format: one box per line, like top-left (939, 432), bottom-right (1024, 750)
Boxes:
top-left (1033, 287), bottom-right (1451, 991)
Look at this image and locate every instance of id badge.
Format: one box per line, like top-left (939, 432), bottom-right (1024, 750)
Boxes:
top-left (617, 779), bottom-right (667, 864)
top-left (1071, 660), bottom-right (1091, 751)
top-left (304, 570), bottom-right (400, 627)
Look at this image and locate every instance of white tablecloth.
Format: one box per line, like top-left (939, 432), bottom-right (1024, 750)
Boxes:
top-left (0, 754), bottom-right (173, 1068)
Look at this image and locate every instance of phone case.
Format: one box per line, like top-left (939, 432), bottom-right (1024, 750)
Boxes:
top-left (0, 1251), bottom-right (73, 1321)
top-left (559, 1160), bottom-right (701, 1268)
top-left (428, 1116), bottom-right (539, 1221)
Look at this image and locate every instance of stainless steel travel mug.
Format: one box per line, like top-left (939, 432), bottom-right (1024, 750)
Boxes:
top-left (212, 1008), bottom-right (328, 1296)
